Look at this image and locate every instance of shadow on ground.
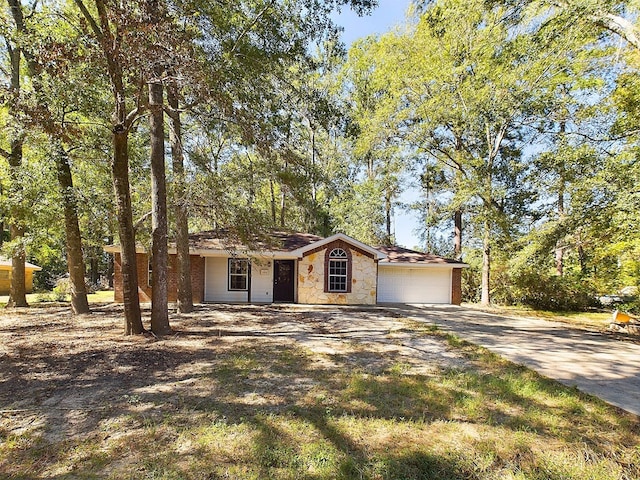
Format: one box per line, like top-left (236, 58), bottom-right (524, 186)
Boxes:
top-left (0, 303), bottom-right (638, 479)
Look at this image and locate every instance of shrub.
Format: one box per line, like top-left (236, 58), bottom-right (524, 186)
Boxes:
top-left (494, 268), bottom-right (599, 311)
top-left (52, 277), bottom-right (70, 301)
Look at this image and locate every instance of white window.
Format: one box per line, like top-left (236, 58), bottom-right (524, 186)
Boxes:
top-left (228, 258), bottom-right (249, 291)
top-left (328, 248), bottom-right (348, 292)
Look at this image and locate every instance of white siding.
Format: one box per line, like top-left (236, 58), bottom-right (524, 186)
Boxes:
top-left (251, 259), bottom-right (273, 303)
top-left (204, 257), bottom-right (249, 303)
top-left (204, 257), bottom-right (274, 303)
top-left (377, 266), bottom-right (451, 304)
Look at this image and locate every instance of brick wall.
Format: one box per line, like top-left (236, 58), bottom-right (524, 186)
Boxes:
top-left (113, 252), bottom-right (204, 304)
top-left (191, 255), bottom-right (205, 303)
top-left (451, 268), bottom-right (462, 305)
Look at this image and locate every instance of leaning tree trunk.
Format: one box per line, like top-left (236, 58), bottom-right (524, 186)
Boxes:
top-left (73, 0), bottom-right (143, 333)
top-left (167, 86), bottom-right (193, 313)
top-left (149, 77), bottom-right (171, 335)
top-left (55, 146), bottom-right (90, 314)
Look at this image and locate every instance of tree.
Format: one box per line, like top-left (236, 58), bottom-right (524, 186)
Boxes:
top-left (1, 0), bottom-right (28, 307)
top-left (350, 0), bottom-right (588, 304)
top-left (166, 85), bottom-right (193, 313)
top-left (6, 0), bottom-right (91, 314)
top-left (72, 0), bottom-right (144, 334)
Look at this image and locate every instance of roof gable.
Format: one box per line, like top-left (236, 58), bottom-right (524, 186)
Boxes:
top-left (293, 233), bottom-right (387, 260)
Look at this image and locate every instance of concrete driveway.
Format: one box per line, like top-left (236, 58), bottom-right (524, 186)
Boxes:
top-left (387, 304), bottom-right (640, 417)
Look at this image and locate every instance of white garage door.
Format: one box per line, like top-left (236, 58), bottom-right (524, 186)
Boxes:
top-left (377, 266), bottom-right (451, 303)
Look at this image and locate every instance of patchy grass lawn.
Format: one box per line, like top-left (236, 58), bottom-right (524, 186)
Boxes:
top-left (0, 290), bottom-right (115, 307)
top-left (463, 303), bottom-right (613, 331)
top-left (0, 304), bottom-right (638, 479)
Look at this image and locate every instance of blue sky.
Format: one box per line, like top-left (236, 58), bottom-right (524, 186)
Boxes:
top-left (333, 1), bottom-right (413, 46)
top-left (332, 1), bottom-right (422, 249)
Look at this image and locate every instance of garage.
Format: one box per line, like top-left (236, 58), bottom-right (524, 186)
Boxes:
top-left (374, 245), bottom-right (467, 305)
top-left (377, 265), bottom-right (453, 303)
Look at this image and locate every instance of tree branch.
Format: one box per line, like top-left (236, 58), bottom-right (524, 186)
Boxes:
top-left (72, 0), bottom-right (104, 42)
top-left (134, 211), bottom-right (152, 230)
top-left (231, 0), bottom-right (276, 54)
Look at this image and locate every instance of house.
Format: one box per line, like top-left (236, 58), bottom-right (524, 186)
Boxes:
top-left (0, 257), bottom-right (42, 295)
top-left (104, 231), bottom-right (467, 305)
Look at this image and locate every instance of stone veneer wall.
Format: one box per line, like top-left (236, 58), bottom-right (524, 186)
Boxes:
top-left (298, 246), bottom-right (377, 305)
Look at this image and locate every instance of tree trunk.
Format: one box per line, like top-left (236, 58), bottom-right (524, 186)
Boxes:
top-left (385, 192), bottom-right (392, 246)
top-left (481, 217), bottom-right (491, 306)
top-left (269, 177), bottom-right (277, 223)
top-left (55, 146), bottom-right (90, 314)
top-left (149, 77), bottom-right (171, 335)
top-left (7, 225), bottom-right (27, 308)
top-left (454, 209), bottom-right (462, 259)
top-left (555, 183), bottom-right (565, 277)
top-left (73, 0), bottom-right (144, 332)
top-left (89, 255), bottom-right (99, 285)
top-left (6, 39), bottom-right (27, 308)
top-left (8, 0), bottom-right (92, 314)
top-left (113, 130), bottom-right (144, 334)
top-left (578, 243), bottom-right (588, 275)
top-left (107, 236), bottom-right (114, 288)
top-left (167, 86), bottom-right (193, 313)
top-left (555, 120), bottom-right (566, 277)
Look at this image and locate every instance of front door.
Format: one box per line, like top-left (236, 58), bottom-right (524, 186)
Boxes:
top-left (273, 260), bottom-right (295, 302)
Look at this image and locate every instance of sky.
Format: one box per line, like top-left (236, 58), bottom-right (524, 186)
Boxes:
top-left (332, 1), bottom-right (423, 250)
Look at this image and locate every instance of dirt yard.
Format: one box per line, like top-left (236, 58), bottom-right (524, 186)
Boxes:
top-left (1, 303), bottom-right (638, 479)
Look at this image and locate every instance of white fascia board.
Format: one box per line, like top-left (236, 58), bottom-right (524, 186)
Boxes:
top-left (378, 261), bottom-right (468, 268)
top-left (189, 249), bottom-right (298, 259)
top-left (292, 232), bottom-right (387, 260)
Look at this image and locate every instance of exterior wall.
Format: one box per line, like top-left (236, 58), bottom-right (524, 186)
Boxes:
top-left (114, 253), bottom-right (205, 304)
top-left (191, 256), bottom-right (205, 303)
top-left (203, 257), bottom-right (276, 303)
top-left (451, 268), bottom-right (462, 305)
top-left (204, 257), bottom-right (249, 303)
top-left (0, 267), bottom-right (36, 295)
top-left (298, 243), bottom-right (377, 305)
top-left (251, 258), bottom-right (274, 303)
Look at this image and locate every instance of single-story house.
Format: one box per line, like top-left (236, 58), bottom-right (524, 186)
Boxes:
top-left (0, 257), bottom-right (42, 295)
top-left (104, 231), bottom-right (467, 305)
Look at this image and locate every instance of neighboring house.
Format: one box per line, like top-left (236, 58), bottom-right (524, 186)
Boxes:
top-left (0, 257), bottom-right (42, 295)
top-left (104, 231), bottom-right (467, 305)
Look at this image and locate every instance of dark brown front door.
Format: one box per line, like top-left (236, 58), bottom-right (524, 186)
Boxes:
top-left (273, 260), bottom-right (295, 302)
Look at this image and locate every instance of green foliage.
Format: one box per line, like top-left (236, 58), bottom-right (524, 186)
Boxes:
top-left (494, 268), bottom-right (600, 311)
top-left (2, 0), bottom-right (640, 310)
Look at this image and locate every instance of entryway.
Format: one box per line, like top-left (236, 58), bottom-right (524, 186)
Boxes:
top-left (273, 260), bottom-right (295, 302)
